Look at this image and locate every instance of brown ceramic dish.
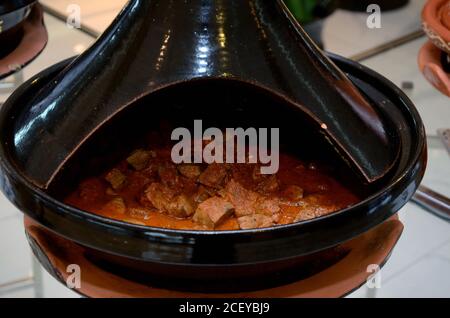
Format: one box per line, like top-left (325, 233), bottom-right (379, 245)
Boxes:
top-left (422, 0), bottom-right (450, 55)
top-left (0, 4), bottom-right (47, 80)
top-left (419, 40), bottom-right (450, 97)
top-left (0, 0), bottom-right (36, 58)
top-left (421, 0), bottom-right (450, 96)
top-left (25, 216), bottom-right (404, 297)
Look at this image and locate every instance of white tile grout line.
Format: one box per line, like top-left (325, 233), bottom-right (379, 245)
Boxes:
top-left (433, 237), bottom-right (450, 263)
top-left (0, 276), bottom-right (34, 291)
top-left (433, 254), bottom-right (450, 263)
top-left (353, 29), bottom-right (424, 62)
top-left (382, 236), bottom-right (450, 285)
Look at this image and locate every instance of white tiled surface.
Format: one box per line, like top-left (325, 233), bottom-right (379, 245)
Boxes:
top-left (322, 0), bottom-right (424, 58)
top-left (0, 2), bottom-right (449, 298)
top-left (0, 286), bottom-right (35, 298)
top-left (0, 193), bottom-right (19, 220)
top-left (377, 256), bottom-right (450, 297)
top-left (40, 0), bottom-right (127, 34)
top-left (362, 37), bottom-right (450, 136)
top-left (436, 240), bottom-right (450, 260)
top-left (0, 216), bottom-right (32, 286)
top-left (39, 268), bottom-right (80, 298)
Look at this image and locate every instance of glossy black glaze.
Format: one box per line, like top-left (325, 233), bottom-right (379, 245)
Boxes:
top-left (0, 3), bottom-right (33, 32)
top-left (0, 0), bottom-right (35, 15)
top-left (0, 55), bottom-right (426, 271)
top-left (12, 0), bottom-right (398, 189)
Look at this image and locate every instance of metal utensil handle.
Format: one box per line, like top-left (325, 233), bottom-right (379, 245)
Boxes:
top-left (412, 186), bottom-right (450, 221)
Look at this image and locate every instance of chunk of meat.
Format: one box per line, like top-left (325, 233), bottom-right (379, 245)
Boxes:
top-left (255, 197), bottom-right (281, 217)
top-left (193, 197), bottom-right (234, 229)
top-left (177, 164), bottom-right (202, 179)
top-left (103, 197), bottom-right (126, 214)
top-left (256, 175), bottom-right (279, 194)
top-left (198, 164), bottom-right (228, 188)
top-left (224, 179), bottom-right (259, 216)
top-left (145, 183), bottom-right (175, 211)
top-left (144, 183), bottom-right (195, 218)
top-left (284, 185), bottom-right (304, 200)
top-left (105, 169), bottom-right (126, 190)
top-left (224, 179), bottom-right (280, 217)
top-left (158, 163), bottom-right (179, 187)
top-left (127, 149), bottom-right (154, 171)
top-left (231, 164), bottom-right (253, 181)
top-left (294, 205), bottom-right (332, 222)
top-left (193, 186), bottom-right (212, 204)
top-left (283, 185), bottom-right (304, 202)
top-left (294, 196), bottom-right (339, 222)
top-left (237, 214), bottom-right (273, 230)
top-left (171, 194), bottom-right (196, 217)
top-left (126, 171), bottom-right (152, 193)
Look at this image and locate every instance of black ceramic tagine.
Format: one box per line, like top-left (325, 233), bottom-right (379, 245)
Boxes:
top-left (0, 0), bottom-right (36, 58)
top-left (0, 0), bottom-right (427, 291)
top-left (11, 0), bottom-right (399, 190)
top-left (0, 54), bottom-right (426, 290)
top-left (0, 0), bottom-right (36, 14)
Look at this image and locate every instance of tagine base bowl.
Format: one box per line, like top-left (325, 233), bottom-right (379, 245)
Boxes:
top-left (25, 216), bottom-right (403, 298)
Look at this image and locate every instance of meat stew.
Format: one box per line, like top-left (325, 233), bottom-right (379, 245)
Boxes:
top-left (65, 138), bottom-right (359, 231)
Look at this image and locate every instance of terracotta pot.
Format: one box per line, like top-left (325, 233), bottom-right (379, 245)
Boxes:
top-left (0, 4), bottom-right (47, 80)
top-left (419, 40), bottom-right (450, 97)
top-left (25, 216), bottom-right (404, 297)
top-left (0, 1), bottom-right (36, 58)
top-left (422, 0), bottom-right (450, 55)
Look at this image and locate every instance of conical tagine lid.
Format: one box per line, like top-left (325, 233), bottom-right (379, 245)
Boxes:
top-left (11, 0), bottom-right (399, 189)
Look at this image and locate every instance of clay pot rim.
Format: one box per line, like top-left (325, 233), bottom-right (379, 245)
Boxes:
top-left (418, 40), bottom-right (450, 97)
top-left (422, 0), bottom-right (450, 43)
